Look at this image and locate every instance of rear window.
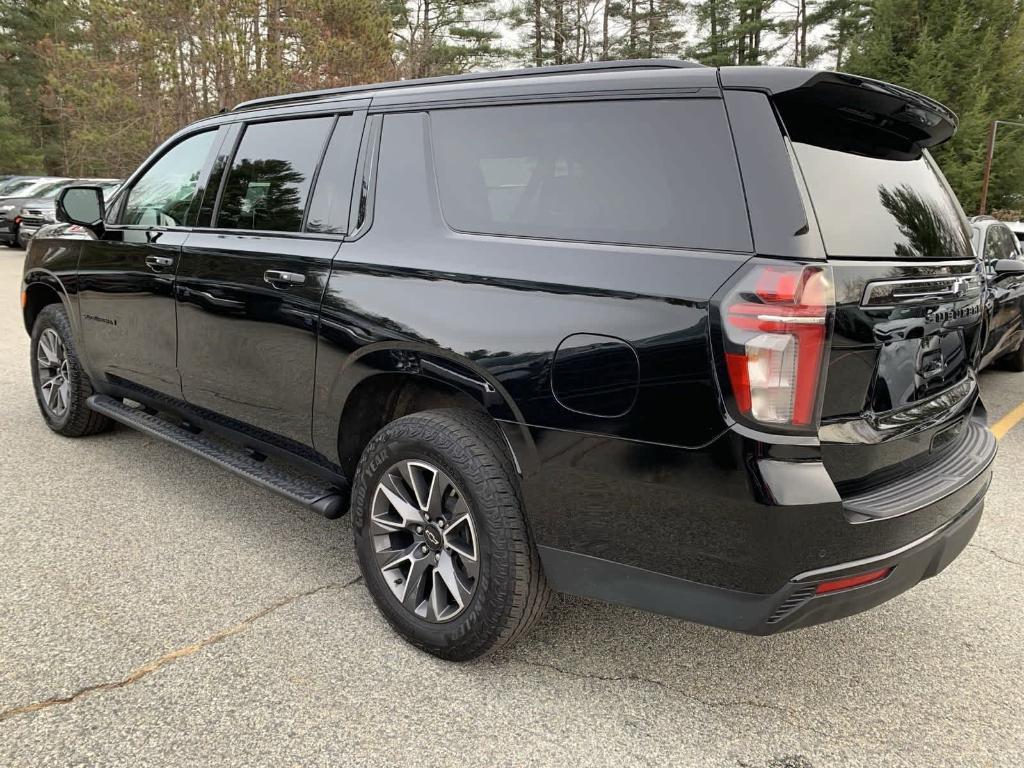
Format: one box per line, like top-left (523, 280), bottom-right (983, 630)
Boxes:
top-left (793, 143), bottom-right (973, 259)
top-left (430, 100), bottom-right (751, 252)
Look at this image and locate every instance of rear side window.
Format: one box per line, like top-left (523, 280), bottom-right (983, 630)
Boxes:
top-left (216, 117), bottom-right (333, 233)
top-left (429, 100), bottom-right (751, 252)
top-left (790, 143), bottom-right (973, 260)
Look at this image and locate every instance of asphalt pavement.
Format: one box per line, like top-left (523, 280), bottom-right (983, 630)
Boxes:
top-left (1, 248), bottom-right (1022, 767)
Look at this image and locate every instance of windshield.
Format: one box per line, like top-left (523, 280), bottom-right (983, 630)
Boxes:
top-left (793, 143), bottom-right (973, 259)
top-left (0, 179), bottom-right (33, 196)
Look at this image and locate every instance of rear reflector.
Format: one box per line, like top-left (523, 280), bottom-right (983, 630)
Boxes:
top-left (814, 567), bottom-right (892, 595)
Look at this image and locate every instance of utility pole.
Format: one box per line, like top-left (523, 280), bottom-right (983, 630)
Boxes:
top-left (980, 119), bottom-right (1024, 215)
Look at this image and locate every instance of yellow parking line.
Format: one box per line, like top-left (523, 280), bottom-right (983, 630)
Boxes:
top-left (991, 400), bottom-right (1024, 441)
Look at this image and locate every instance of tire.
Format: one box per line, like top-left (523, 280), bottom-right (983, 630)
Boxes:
top-left (16, 231), bottom-right (29, 249)
top-left (4, 239), bottom-right (18, 248)
top-left (1001, 339), bottom-right (1024, 372)
top-left (30, 304), bottom-right (111, 437)
top-left (352, 409), bottom-right (550, 661)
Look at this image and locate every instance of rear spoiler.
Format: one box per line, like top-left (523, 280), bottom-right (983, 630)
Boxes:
top-left (719, 68), bottom-right (957, 160)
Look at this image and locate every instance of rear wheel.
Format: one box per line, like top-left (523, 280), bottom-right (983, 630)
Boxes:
top-left (30, 304), bottom-right (111, 437)
top-left (352, 409), bottom-right (549, 660)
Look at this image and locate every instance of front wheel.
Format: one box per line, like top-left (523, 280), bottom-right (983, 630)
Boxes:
top-left (30, 304), bottom-right (111, 436)
top-left (352, 409), bottom-right (550, 660)
top-left (1001, 338), bottom-right (1024, 372)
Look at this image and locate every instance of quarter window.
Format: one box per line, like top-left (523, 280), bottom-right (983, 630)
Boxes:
top-left (215, 117), bottom-right (333, 233)
top-left (429, 100), bottom-right (751, 251)
top-left (121, 130), bottom-right (217, 227)
top-left (306, 114), bottom-right (359, 234)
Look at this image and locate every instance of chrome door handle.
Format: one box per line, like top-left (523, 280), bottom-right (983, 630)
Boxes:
top-left (264, 270), bottom-right (306, 287)
top-left (145, 255), bottom-right (174, 270)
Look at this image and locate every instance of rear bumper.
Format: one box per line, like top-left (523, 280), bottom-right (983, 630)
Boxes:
top-left (540, 487), bottom-right (985, 634)
top-left (508, 413), bottom-right (995, 634)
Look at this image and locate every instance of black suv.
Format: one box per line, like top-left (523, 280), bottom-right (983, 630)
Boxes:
top-left (22, 61), bottom-right (996, 660)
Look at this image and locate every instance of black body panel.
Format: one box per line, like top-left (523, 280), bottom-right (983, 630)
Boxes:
top-left (820, 259), bottom-right (985, 489)
top-left (540, 493), bottom-right (984, 634)
top-left (77, 230), bottom-right (189, 398)
top-left (504, 410), bottom-right (991, 594)
top-left (176, 232), bottom-right (339, 445)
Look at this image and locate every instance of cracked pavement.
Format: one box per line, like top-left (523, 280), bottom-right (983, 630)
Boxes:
top-left (1, 251), bottom-right (1023, 767)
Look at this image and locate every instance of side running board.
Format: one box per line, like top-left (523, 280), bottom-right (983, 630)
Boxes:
top-left (87, 394), bottom-right (348, 518)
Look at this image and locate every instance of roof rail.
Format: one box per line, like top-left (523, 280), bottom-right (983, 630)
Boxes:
top-left (232, 59), bottom-right (705, 112)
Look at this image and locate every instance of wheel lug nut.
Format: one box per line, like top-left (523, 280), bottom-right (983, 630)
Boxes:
top-left (415, 525), bottom-right (423, 534)
top-left (434, 554), bottom-right (439, 562)
top-left (420, 545), bottom-right (429, 554)
top-left (437, 519), bottom-right (445, 528)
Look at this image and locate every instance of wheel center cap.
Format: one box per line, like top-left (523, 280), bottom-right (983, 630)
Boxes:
top-left (422, 525), bottom-right (443, 551)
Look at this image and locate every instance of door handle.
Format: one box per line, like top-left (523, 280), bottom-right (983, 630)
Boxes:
top-left (145, 255), bottom-right (174, 270)
top-left (264, 269), bottom-right (306, 287)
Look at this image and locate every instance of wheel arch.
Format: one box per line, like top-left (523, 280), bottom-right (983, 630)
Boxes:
top-left (23, 271), bottom-right (71, 335)
top-left (323, 344), bottom-right (535, 479)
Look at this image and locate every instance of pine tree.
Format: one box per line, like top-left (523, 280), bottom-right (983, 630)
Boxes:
top-left (393, 0), bottom-right (500, 76)
top-left (814, 0), bottom-right (870, 68)
top-left (845, 0), bottom-right (1024, 213)
top-left (0, 94), bottom-right (42, 172)
top-left (687, 0), bottom-right (778, 65)
top-left (688, 0), bottom-right (736, 65)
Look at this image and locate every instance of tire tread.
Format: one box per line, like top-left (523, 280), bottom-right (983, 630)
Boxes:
top-left (31, 304), bottom-right (111, 437)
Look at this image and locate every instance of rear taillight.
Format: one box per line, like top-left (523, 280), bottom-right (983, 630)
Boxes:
top-left (719, 263), bottom-right (833, 430)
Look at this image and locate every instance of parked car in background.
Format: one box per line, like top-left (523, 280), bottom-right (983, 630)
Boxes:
top-left (971, 216), bottom-right (1024, 369)
top-left (0, 177), bottom-right (73, 247)
top-left (23, 62), bottom-right (996, 660)
top-left (16, 178), bottom-right (120, 247)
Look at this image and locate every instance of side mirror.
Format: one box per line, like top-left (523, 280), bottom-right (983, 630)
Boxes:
top-left (993, 259), bottom-right (1024, 277)
top-left (56, 186), bottom-right (105, 233)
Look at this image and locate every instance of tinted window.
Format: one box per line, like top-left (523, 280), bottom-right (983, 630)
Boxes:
top-left (793, 143), bottom-right (972, 259)
top-left (1001, 226), bottom-right (1020, 258)
top-left (430, 100), bottom-right (751, 251)
top-left (984, 227), bottom-right (999, 260)
top-left (216, 117), bottom-right (333, 232)
top-left (985, 226), bottom-right (1009, 261)
top-left (122, 131), bottom-right (216, 226)
top-left (306, 115), bottom-right (359, 234)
